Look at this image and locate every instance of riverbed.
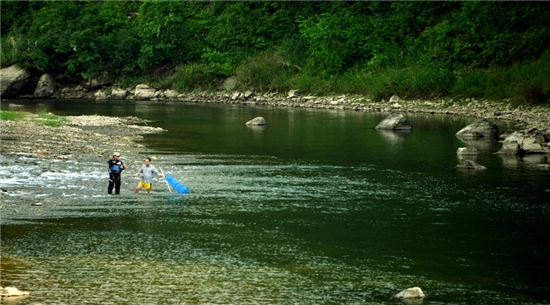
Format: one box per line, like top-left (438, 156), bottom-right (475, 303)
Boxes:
top-left (1, 100), bottom-right (549, 304)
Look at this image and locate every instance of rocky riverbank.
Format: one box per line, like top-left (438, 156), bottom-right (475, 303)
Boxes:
top-left (0, 114), bottom-right (164, 161)
top-left (1, 64), bottom-right (548, 131)
top-left (46, 84), bottom-right (549, 131)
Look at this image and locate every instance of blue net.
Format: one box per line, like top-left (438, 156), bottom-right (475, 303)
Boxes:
top-left (165, 174), bottom-right (189, 194)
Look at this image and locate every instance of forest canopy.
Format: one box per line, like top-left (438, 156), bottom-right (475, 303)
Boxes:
top-left (2, 1), bottom-right (549, 103)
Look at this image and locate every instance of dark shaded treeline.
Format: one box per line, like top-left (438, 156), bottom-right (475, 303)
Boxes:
top-left (2, 1), bottom-right (549, 103)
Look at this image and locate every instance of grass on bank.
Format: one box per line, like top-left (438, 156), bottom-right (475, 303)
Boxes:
top-left (0, 110), bottom-right (67, 127)
top-left (0, 110), bottom-right (27, 121)
top-left (36, 111), bottom-right (67, 127)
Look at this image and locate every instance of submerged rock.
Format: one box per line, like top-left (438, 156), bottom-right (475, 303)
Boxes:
top-left (245, 116), bottom-right (267, 126)
top-left (456, 159), bottom-right (487, 170)
top-left (375, 113), bottom-right (412, 130)
top-left (456, 119), bottom-right (499, 140)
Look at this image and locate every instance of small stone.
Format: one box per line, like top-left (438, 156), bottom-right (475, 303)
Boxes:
top-left (31, 202), bottom-right (43, 206)
top-left (231, 92), bottom-right (241, 100)
top-left (288, 89), bottom-right (300, 98)
top-left (243, 90), bottom-right (254, 99)
top-left (389, 95), bottom-right (401, 104)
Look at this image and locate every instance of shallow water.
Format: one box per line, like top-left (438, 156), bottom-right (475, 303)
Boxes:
top-left (1, 100), bottom-right (550, 304)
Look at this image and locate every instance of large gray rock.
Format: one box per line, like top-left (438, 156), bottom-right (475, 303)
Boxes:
top-left (110, 87), bottom-right (127, 99)
top-left (134, 84), bottom-right (156, 100)
top-left (456, 119), bottom-right (499, 140)
top-left (522, 137), bottom-right (545, 153)
top-left (33, 74), bottom-right (56, 97)
top-left (496, 131), bottom-right (549, 155)
top-left (0, 65), bottom-right (30, 97)
top-left (245, 116), bottom-right (267, 126)
top-left (375, 114), bottom-right (412, 130)
top-left (456, 159), bottom-right (487, 170)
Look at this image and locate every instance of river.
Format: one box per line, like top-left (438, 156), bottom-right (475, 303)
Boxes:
top-left (1, 100), bottom-right (549, 304)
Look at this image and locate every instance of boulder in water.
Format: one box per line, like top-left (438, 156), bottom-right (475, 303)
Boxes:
top-left (375, 114), bottom-right (412, 130)
top-left (456, 119), bottom-right (499, 140)
top-left (394, 287), bottom-right (425, 302)
top-left (246, 116), bottom-right (267, 126)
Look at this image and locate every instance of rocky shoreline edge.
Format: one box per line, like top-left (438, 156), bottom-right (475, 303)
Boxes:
top-left (0, 114), bottom-right (164, 161)
top-left (1, 65), bottom-right (548, 130)
top-left (55, 85), bottom-right (550, 131)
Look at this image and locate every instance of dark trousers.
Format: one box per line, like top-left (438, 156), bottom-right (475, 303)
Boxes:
top-left (108, 173), bottom-right (121, 194)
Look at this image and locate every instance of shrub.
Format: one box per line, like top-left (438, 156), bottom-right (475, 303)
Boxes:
top-left (164, 63), bottom-right (232, 92)
top-left (0, 32), bottom-right (24, 67)
top-left (235, 51), bottom-right (298, 92)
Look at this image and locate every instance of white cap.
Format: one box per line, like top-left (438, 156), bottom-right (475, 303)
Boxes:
top-left (113, 152), bottom-right (121, 157)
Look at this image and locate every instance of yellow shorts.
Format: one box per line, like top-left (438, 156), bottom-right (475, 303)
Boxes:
top-left (137, 181), bottom-right (152, 190)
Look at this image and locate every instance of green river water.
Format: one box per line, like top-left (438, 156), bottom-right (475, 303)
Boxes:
top-left (1, 100), bottom-right (549, 305)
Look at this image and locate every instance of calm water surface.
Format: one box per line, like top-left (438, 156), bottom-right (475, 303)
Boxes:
top-left (1, 100), bottom-right (549, 304)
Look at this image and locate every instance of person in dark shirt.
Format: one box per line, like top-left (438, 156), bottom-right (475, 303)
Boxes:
top-left (107, 152), bottom-right (125, 194)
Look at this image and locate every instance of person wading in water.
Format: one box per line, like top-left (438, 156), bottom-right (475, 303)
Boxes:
top-left (107, 152), bottom-right (125, 194)
top-left (135, 157), bottom-right (162, 193)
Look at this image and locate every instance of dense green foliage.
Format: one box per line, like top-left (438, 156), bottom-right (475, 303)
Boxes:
top-left (1, 1), bottom-right (549, 103)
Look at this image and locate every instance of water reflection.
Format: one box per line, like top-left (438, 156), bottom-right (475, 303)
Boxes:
top-left (458, 138), bottom-right (499, 152)
top-left (377, 130), bottom-right (411, 145)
